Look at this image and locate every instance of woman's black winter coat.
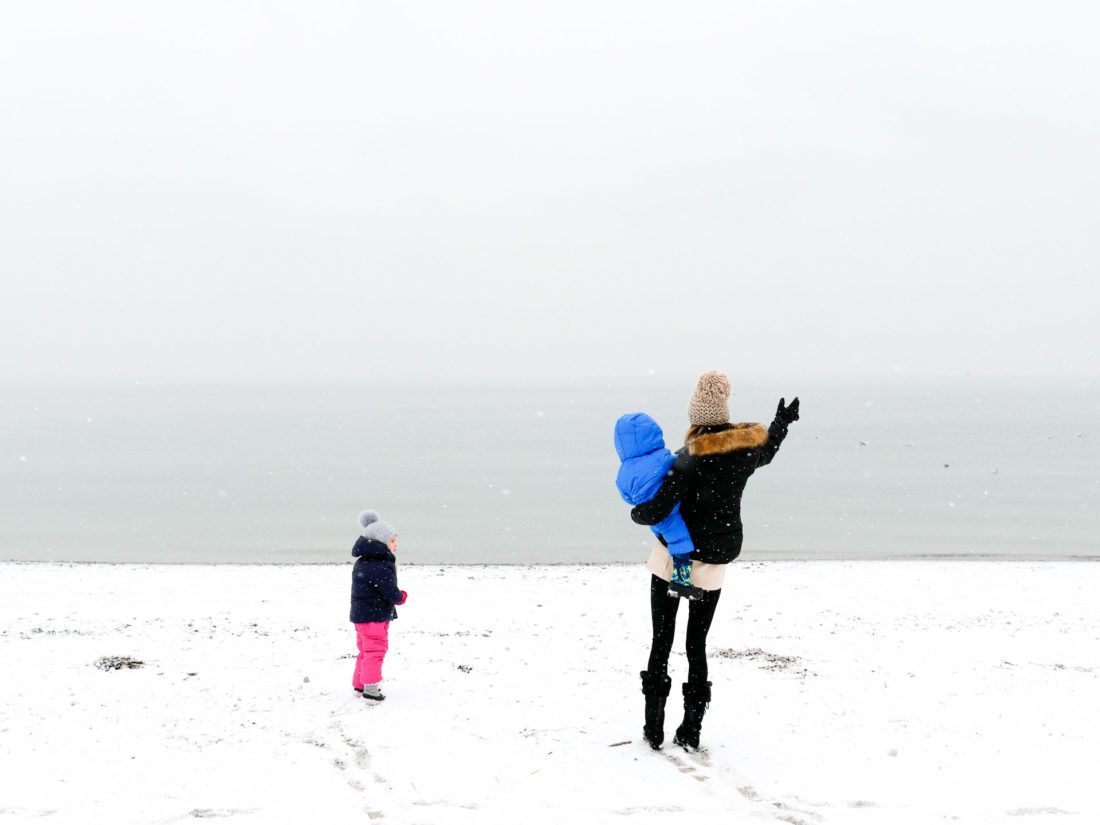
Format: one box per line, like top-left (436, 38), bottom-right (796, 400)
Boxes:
top-left (631, 418), bottom-right (789, 564)
top-left (350, 537), bottom-right (405, 624)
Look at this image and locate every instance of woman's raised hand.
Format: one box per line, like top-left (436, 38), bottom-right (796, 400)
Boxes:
top-left (776, 397), bottom-right (800, 425)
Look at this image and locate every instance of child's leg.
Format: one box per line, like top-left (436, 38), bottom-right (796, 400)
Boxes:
top-left (669, 555), bottom-right (705, 600)
top-left (671, 555), bottom-right (693, 587)
top-left (353, 623), bottom-right (370, 690)
top-left (356, 622), bottom-right (390, 686)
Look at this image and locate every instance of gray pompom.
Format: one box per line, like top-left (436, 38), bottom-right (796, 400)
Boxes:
top-left (358, 509), bottom-right (380, 529)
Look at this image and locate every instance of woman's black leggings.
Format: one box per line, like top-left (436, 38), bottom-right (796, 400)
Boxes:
top-left (647, 574), bottom-right (722, 683)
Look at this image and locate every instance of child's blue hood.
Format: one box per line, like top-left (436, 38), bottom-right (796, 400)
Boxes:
top-left (614, 412), bottom-right (666, 461)
top-left (614, 413), bottom-right (676, 505)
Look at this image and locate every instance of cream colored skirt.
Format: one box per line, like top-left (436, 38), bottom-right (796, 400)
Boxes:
top-left (645, 542), bottom-right (728, 591)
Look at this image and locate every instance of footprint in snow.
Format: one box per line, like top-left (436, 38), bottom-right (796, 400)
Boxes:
top-left (616, 805), bottom-right (685, 815)
top-left (1006, 808), bottom-right (1078, 817)
top-left (187, 810), bottom-right (256, 819)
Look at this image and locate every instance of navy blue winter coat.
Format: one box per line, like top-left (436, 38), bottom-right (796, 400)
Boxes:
top-left (614, 412), bottom-right (694, 557)
top-left (350, 537), bottom-right (406, 624)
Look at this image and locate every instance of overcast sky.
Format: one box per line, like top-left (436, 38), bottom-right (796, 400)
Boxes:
top-left (1, 1), bottom-right (1097, 386)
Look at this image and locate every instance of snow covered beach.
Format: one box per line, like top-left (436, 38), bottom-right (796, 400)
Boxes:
top-left (2, 561), bottom-right (1097, 825)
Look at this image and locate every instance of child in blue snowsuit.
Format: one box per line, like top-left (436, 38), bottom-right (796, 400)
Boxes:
top-left (614, 412), bottom-right (701, 599)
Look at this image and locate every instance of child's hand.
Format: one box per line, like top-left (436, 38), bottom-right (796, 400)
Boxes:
top-left (396, 591), bottom-right (408, 606)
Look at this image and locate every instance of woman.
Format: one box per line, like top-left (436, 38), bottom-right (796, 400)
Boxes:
top-left (631, 370), bottom-right (799, 751)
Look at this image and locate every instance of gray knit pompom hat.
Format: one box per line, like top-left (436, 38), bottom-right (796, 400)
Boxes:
top-left (358, 509), bottom-right (397, 545)
top-left (687, 370), bottom-right (731, 426)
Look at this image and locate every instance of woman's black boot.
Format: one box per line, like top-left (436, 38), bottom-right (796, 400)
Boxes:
top-left (673, 680), bottom-right (712, 752)
top-left (639, 670), bottom-right (672, 750)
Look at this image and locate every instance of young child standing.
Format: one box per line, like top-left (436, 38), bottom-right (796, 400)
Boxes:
top-left (350, 509), bottom-right (407, 701)
top-left (614, 413), bottom-right (702, 600)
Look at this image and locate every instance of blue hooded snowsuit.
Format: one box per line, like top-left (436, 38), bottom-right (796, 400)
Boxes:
top-left (614, 412), bottom-right (694, 558)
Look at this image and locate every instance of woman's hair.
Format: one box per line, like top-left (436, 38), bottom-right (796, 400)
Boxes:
top-left (684, 422), bottom-right (734, 444)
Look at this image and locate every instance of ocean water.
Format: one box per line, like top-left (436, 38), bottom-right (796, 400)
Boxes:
top-left (2, 383), bottom-right (1098, 564)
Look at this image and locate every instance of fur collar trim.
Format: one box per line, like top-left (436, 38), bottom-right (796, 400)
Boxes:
top-left (687, 423), bottom-right (768, 456)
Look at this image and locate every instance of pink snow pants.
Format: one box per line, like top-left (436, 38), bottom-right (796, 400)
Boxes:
top-left (353, 622), bottom-right (390, 689)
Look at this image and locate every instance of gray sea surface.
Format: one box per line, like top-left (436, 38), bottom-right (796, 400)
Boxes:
top-left (2, 383), bottom-right (1097, 564)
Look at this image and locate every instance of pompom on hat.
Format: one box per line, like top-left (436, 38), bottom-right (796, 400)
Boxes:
top-left (358, 509), bottom-right (397, 545)
top-left (687, 370), bottom-right (731, 426)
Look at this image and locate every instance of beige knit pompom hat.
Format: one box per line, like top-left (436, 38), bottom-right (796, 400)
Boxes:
top-left (687, 370), bottom-right (731, 426)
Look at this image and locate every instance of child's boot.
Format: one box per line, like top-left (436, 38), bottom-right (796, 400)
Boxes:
top-left (672, 680), bottom-right (712, 752)
top-left (640, 670), bottom-right (672, 750)
top-left (362, 683), bottom-right (386, 703)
